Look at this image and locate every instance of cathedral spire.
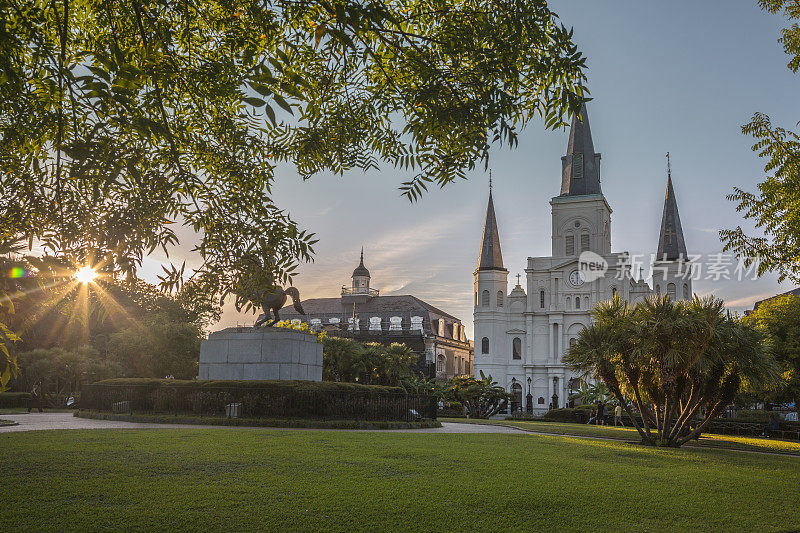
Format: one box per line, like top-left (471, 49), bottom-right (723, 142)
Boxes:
top-left (657, 153), bottom-right (688, 261)
top-left (477, 188), bottom-right (506, 271)
top-left (560, 102), bottom-right (602, 196)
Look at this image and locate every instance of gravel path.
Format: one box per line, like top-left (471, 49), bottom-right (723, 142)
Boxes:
top-left (0, 412), bottom-right (525, 434)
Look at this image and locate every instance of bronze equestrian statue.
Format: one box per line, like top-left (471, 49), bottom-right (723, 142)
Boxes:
top-left (252, 286), bottom-right (306, 327)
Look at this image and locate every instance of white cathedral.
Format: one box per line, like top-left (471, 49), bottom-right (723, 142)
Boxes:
top-left (473, 103), bottom-right (692, 414)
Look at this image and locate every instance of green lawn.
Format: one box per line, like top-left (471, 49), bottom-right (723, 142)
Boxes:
top-left (442, 418), bottom-right (800, 455)
top-left (1, 429), bottom-right (799, 531)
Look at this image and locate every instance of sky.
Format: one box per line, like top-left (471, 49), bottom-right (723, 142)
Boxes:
top-left (137, 1), bottom-right (799, 338)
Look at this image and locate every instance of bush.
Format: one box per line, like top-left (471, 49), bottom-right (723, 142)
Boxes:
top-left (440, 400), bottom-right (465, 418)
top-left (82, 379), bottom-right (432, 422)
top-left (0, 392), bottom-right (32, 408)
top-left (731, 409), bottom-right (780, 423)
top-left (542, 408), bottom-right (590, 423)
top-left (92, 378), bottom-right (405, 394)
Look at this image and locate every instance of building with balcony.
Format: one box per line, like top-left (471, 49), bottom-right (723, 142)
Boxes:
top-left (277, 250), bottom-right (473, 379)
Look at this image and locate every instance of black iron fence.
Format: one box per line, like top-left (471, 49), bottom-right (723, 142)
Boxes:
top-left (81, 383), bottom-right (437, 422)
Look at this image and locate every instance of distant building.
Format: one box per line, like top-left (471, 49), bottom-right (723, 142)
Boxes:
top-left (746, 287), bottom-right (800, 315)
top-left (278, 250), bottom-right (473, 379)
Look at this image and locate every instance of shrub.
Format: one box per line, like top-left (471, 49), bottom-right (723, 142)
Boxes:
top-left (0, 392), bottom-right (32, 408)
top-left (541, 408), bottom-right (590, 423)
top-left (732, 409), bottom-right (780, 423)
top-left (82, 378), bottom-right (432, 422)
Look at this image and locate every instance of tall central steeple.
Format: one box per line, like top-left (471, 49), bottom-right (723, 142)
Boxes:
top-left (477, 189), bottom-right (506, 271)
top-left (560, 103), bottom-right (602, 196)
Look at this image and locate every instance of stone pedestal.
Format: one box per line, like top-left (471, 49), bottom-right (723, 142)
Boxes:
top-left (199, 327), bottom-right (323, 381)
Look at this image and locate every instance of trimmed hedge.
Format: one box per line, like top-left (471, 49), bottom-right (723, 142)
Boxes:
top-left (82, 379), bottom-right (434, 422)
top-left (92, 378), bottom-right (405, 394)
top-left (0, 392), bottom-right (33, 408)
top-left (75, 410), bottom-right (442, 430)
top-left (542, 408), bottom-right (586, 423)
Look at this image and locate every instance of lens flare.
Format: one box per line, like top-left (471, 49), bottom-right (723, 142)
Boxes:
top-left (8, 267), bottom-right (27, 278)
top-left (74, 266), bottom-right (98, 284)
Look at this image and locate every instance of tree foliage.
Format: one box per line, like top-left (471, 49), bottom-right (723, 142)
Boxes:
top-left (0, 0), bottom-right (587, 312)
top-left (744, 294), bottom-right (800, 416)
top-left (273, 322), bottom-right (419, 385)
top-left (447, 370), bottom-right (510, 418)
top-left (564, 295), bottom-right (779, 447)
top-left (17, 345), bottom-right (123, 406)
top-left (320, 336), bottom-right (417, 386)
top-left (720, 0), bottom-right (800, 282)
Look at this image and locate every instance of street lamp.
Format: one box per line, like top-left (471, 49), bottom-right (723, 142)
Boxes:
top-left (552, 376), bottom-right (559, 409)
top-left (526, 377), bottom-right (533, 414)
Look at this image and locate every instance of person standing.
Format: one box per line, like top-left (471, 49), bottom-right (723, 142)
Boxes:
top-left (596, 401), bottom-right (605, 425)
top-left (27, 381), bottom-right (43, 413)
top-left (614, 404), bottom-right (623, 427)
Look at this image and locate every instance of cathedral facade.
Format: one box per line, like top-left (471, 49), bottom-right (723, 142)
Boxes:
top-left (473, 104), bottom-right (692, 414)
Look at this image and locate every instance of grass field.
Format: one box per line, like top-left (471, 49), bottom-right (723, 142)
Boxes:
top-left (441, 418), bottom-right (800, 455)
top-left (1, 429), bottom-right (799, 531)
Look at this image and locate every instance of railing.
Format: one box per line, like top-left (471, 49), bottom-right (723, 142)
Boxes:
top-left (340, 286), bottom-right (379, 296)
top-left (81, 384), bottom-right (436, 422)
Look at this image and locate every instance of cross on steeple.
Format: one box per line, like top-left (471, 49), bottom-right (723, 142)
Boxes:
top-left (516, 273), bottom-right (521, 286)
top-left (489, 169), bottom-right (493, 193)
top-left (666, 152), bottom-right (671, 179)
top-left (664, 226), bottom-right (676, 244)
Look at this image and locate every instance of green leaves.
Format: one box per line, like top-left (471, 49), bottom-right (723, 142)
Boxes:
top-left (567, 295), bottom-right (777, 447)
top-left (721, 112), bottom-right (800, 284)
top-left (1, 0), bottom-right (585, 310)
top-left (721, 3), bottom-right (800, 283)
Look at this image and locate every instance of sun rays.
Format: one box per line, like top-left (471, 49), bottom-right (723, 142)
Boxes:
top-left (4, 259), bottom-right (143, 347)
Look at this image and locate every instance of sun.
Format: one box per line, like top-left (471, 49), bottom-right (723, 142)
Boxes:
top-left (74, 266), bottom-right (99, 284)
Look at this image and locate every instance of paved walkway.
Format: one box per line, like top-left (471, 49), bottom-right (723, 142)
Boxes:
top-left (0, 412), bottom-right (525, 434)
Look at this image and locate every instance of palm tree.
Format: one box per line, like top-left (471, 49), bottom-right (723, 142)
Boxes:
top-left (565, 294), bottom-right (779, 447)
top-left (384, 343), bottom-right (417, 386)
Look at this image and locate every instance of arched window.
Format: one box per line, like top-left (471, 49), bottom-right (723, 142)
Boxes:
top-left (437, 355), bottom-right (445, 373)
top-left (575, 297), bottom-right (581, 310)
top-left (540, 290), bottom-right (545, 309)
top-left (569, 338), bottom-right (577, 349)
top-left (538, 396), bottom-right (545, 405)
top-left (497, 291), bottom-right (504, 307)
top-left (482, 290), bottom-right (490, 307)
top-left (566, 297), bottom-right (571, 310)
top-left (655, 284), bottom-right (661, 296)
top-left (481, 337), bottom-right (489, 354)
top-left (584, 297), bottom-right (589, 309)
top-left (512, 338), bottom-right (522, 360)
top-left (566, 234), bottom-right (575, 255)
top-left (667, 283), bottom-right (676, 300)
top-left (683, 284), bottom-right (690, 300)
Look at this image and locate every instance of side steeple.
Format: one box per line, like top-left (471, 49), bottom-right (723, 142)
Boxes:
top-left (656, 155), bottom-right (688, 261)
top-left (560, 102), bottom-right (602, 196)
top-left (477, 187), bottom-right (506, 271)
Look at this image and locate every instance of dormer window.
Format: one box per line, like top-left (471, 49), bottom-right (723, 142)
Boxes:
top-left (573, 153), bottom-right (583, 179)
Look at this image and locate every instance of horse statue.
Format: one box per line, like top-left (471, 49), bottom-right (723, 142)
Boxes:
top-left (252, 286), bottom-right (305, 327)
